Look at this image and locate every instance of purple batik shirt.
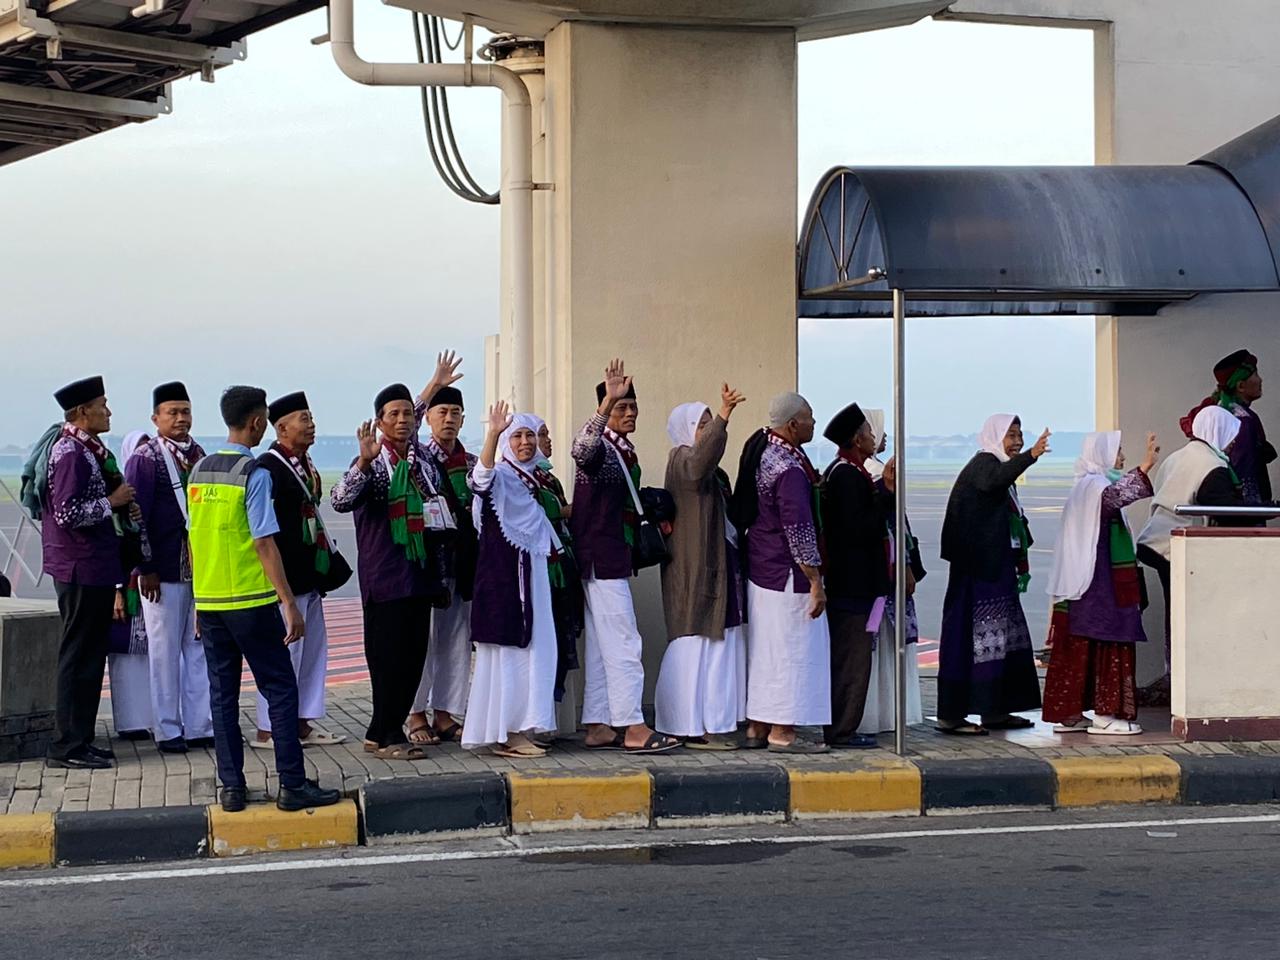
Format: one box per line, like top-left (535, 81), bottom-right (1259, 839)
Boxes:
top-left (42, 435), bottom-right (122, 587)
top-left (1064, 468), bottom-right (1153, 644)
top-left (126, 437), bottom-right (204, 583)
top-left (569, 412), bottom-right (634, 581)
top-left (746, 441), bottom-right (822, 593)
top-left (330, 446), bottom-right (446, 605)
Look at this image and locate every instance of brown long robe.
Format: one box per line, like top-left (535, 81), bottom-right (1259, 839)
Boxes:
top-left (661, 415), bottom-right (731, 641)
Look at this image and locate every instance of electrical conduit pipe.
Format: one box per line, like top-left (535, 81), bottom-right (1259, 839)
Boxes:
top-left (329, 0), bottom-right (535, 412)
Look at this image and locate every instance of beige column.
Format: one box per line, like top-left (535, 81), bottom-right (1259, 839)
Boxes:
top-left (540, 22), bottom-right (800, 704)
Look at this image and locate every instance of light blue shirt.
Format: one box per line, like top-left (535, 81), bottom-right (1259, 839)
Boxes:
top-left (220, 442), bottom-right (279, 540)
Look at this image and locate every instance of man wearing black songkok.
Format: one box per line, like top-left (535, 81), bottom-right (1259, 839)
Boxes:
top-left (819, 402), bottom-right (896, 749)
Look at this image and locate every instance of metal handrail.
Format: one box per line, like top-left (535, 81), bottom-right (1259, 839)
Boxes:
top-left (1174, 504), bottom-right (1280, 518)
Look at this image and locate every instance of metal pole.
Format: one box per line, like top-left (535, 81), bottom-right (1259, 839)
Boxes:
top-left (892, 288), bottom-right (908, 756)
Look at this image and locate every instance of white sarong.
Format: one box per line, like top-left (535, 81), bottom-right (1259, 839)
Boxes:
top-left (581, 576), bottom-right (646, 728)
top-left (412, 584), bottom-right (473, 719)
top-left (461, 560), bottom-right (557, 748)
top-left (108, 653), bottom-right (154, 734)
top-left (858, 619), bottom-right (923, 734)
top-left (257, 590), bottom-right (328, 731)
top-left (141, 580), bottom-right (212, 741)
top-left (745, 581), bottom-right (831, 726)
top-left (654, 626), bottom-right (746, 737)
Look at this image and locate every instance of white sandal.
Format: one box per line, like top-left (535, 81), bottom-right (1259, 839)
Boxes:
top-left (1052, 718), bottom-right (1092, 734)
top-left (1088, 716), bottom-right (1143, 736)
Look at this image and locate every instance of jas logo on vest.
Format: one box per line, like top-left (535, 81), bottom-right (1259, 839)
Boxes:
top-left (189, 486), bottom-right (219, 504)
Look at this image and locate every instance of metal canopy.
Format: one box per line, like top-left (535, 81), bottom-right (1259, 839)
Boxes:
top-left (797, 147), bottom-right (1280, 319)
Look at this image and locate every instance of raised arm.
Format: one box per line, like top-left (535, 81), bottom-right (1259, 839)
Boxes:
top-left (330, 420), bottom-right (381, 513)
top-left (415, 350), bottom-right (464, 410)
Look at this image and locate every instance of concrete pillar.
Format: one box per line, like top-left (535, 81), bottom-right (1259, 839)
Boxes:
top-left (539, 22), bottom-right (800, 703)
top-left (0, 599), bottom-right (60, 762)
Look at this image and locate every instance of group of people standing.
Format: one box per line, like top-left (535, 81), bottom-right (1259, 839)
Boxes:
top-left (30, 345), bottom-right (1271, 809)
top-left (936, 348), bottom-right (1271, 738)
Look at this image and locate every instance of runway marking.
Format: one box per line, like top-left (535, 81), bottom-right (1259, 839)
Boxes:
top-left (4, 813), bottom-right (1277, 889)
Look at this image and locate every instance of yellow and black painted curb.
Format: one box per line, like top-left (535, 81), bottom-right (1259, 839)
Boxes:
top-left (6, 753), bottom-right (1280, 870)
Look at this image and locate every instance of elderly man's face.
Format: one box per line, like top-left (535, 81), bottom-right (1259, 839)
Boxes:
top-left (609, 399), bottom-right (639, 436)
top-left (152, 401), bottom-right (192, 442)
top-left (791, 404), bottom-right (815, 445)
top-left (1241, 370), bottom-right (1264, 403)
top-left (853, 421), bottom-right (877, 457)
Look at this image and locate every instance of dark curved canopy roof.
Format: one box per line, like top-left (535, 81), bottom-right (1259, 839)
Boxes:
top-left (798, 114), bottom-right (1280, 319)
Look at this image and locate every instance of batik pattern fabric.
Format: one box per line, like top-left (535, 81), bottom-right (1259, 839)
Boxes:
top-left (757, 440), bottom-right (822, 569)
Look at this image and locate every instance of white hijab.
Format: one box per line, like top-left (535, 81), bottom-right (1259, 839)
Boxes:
top-left (1191, 405), bottom-right (1241, 459)
top-left (865, 408), bottom-right (886, 479)
top-left (120, 430), bottom-right (148, 463)
top-left (667, 402), bottom-right (709, 448)
top-left (473, 413), bottom-right (557, 558)
top-left (979, 414), bottom-right (1018, 463)
top-left (1047, 431), bottom-right (1122, 602)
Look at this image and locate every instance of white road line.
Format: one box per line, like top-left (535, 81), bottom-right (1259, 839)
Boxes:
top-left (3, 813), bottom-right (1278, 889)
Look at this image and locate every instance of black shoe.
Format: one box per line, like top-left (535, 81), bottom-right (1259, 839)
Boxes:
top-left (221, 786), bottom-right (248, 813)
top-left (157, 737), bottom-right (188, 754)
top-left (46, 751), bottom-right (110, 770)
top-left (276, 779), bottom-right (341, 812)
top-left (117, 729), bottom-right (152, 742)
top-left (85, 742), bottom-right (116, 760)
top-left (186, 736), bottom-right (216, 749)
top-left (828, 734), bottom-right (879, 750)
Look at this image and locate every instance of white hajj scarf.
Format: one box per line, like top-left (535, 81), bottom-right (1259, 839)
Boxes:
top-left (666, 402), bottom-right (709, 448)
top-left (1191, 405), bottom-right (1241, 462)
top-left (865, 408), bottom-right (886, 479)
top-left (1047, 431), bottom-right (1122, 602)
top-left (472, 412), bottom-right (557, 558)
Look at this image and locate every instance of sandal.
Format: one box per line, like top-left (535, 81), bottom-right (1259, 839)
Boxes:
top-left (585, 730), bottom-right (627, 750)
top-left (741, 736), bottom-right (769, 750)
top-left (767, 739), bottom-right (830, 755)
top-left (300, 728), bottom-right (347, 746)
top-left (406, 723), bottom-right (440, 745)
top-left (625, 732), bottom-right (682, 755)
top-left (982, 716), bottom-right (1035, 730)
top-left (1089, 717), bottom-right (1143, 737)
top-left (683, 735), bottom-right (739, 752)
top-left (434, 723), bottom-right (463, 743)
top-left (492, 741), bottom-right (547, 758)
top-left (373, 743), bottom-right (427, 760)
top-left (363, 739), bottom-right (378, 754)
top-left (936, 722), bottom-right (989, 736)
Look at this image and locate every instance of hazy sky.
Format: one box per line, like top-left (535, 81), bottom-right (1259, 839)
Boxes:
top-left (0, 13), bottom-right (1094, 445)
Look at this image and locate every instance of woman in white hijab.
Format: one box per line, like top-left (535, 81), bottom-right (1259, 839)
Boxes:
top-left (936, 414), bottom-right (1052, 735)
top-left (654, 385), bottom-right (747, 748)
top-left (1042, 431), bottom-right (1159, 736)
top-left (461, 404), bottom-right (559, 758)
top-left (854, 408), bottom-right (925, 734)
top-left (108, 431), bottom-right (156, 740)
top-left (1137, 405), bottom-right (1250, 701)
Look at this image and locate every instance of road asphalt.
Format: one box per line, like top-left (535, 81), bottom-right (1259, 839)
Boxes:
top-left (1, 804), bottom-right (1275, 958)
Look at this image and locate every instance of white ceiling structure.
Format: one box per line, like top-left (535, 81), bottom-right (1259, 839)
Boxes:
top-left (0, 0), bottom-right (947, 165)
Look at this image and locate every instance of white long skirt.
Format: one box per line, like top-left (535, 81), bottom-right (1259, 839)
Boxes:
top-left (412, 586), bottom-right (473, 719)
top-left (654, 626), bottom-right (747, 737)
top-left (745, 582), bottom-right (831, 727)
top-left (108, 653), bottom-right (154, 734)
top-left (858, 619), bottom-right (923, 734)
top-left (461, 559), bottom-right (558, 749)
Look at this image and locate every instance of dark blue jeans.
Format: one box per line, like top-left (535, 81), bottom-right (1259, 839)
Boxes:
top-left (198, 604), bottom-right (305, 790)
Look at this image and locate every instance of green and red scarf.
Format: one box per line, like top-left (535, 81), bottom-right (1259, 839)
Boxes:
top-left (383, 441), bottom-right (427, 566)
top-left (272, 442), bottom-right (333, 576)
top-left (63, 424), bottom-right (127, 539)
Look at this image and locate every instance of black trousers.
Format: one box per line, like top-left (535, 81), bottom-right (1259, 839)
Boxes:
top-left (199, 605), bottom-right (305, 790)
top-left (362, 597), bottom-right (432, 747)
top-left (1136, 544), bottom-right (1172, 672)
top-left (823, 607), bottom-right (875, 745)
top-left (49, 581), bottom-right (115, 759)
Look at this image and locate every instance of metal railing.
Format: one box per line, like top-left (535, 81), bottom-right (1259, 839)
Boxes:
top-left (1173, 505), bottom-right (1280, 520)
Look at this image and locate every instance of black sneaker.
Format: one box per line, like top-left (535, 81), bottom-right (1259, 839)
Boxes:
top-left (221, 786), bottom-right (248, 813)
top-left (85, 742), bottom-right (116, 761)
top-left (276, 779), bottom-right (341, 812)
top-left (117, 729), bottom-right (153, 742)
top-left (46, 751), bottom-right (110, 770)
top-left (157, 737), bottom-right (188, 754)
top-left (186, 736), bottom-right (216, 749)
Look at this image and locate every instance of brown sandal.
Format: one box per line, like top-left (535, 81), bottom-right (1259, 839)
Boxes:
top-left (407, 723), bottom-right (440, 745)
top-left (373, 743), bottom-right (427, 760)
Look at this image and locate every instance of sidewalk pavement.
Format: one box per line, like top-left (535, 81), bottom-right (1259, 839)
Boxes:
top-left (6, 674), bottom-right (1280, 870)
